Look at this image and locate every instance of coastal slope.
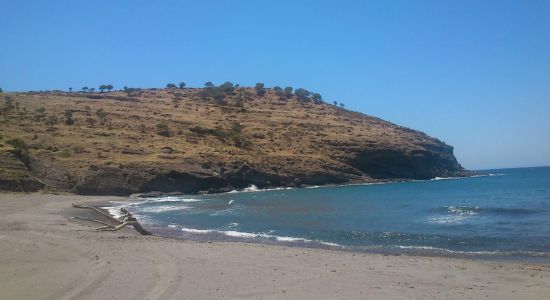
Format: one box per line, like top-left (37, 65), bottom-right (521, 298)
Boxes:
top-left (0, 87), bottom-right (469, 194)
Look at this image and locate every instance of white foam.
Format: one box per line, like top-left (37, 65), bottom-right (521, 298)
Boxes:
top-left (243, 185), bottom-right (260, 192)
top-left (428, 205), bottom-right (479, 224)
top-left (228, 200), bottom-right (235, 205)
top-left (139, 205), bottom-right (189, 213)
top-left (180, 227), bottom-right (214, 234)
top-left (179, 227), bottom-right (341, 246)
top-left (319, 241), bottom-right (343, 247)
top-left (393, 245), bottom-right (539, 256)
top-left (226, 185), bottom-right (295, 194)
top-left (143, 197), bottom-right (201, 203)
top-left (306, 185), bottom-right (321, 189)
top-left (101, 206), bottom-right (123, 219)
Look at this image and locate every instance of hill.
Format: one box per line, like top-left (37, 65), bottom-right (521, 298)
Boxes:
top-left (0, 86), bottom-right (470, 195)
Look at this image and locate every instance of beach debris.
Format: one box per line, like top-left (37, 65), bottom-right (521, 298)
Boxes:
top-left (71, 203), bottom-right (152, 235)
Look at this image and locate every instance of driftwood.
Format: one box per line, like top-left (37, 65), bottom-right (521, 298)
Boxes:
top-left (72, 203), bottom-right (152, 235)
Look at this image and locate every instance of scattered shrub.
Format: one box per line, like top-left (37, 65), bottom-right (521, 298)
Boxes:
top-left (227, 122), bottom-right (252, 149)
top-left (6, 138), bottom-right (30, 166)
top-left (235, 92), bottom-right (245, 108)
top-left (156, 123), bottom-right (170, 137)
top-left (85, 117), bottom-right (96, 128)
top-left (166, 83), bottom-right (177, 89)
top-left (45, 116), bottom-right (59, 126)
top-left (64, 110), bottom-right (74, 125)
top-left (36, 107), bottom-right (46, 114)
top-left (2, 97), bottom-right (15, 112)
top-left (179, 82), bottom-right (186, 89)
top-left (96, 108), bottom-right (107, 123)
top-left (72, 145), bottom-right (85, 153)
top-left (59, 149), bottom-right (72, 158)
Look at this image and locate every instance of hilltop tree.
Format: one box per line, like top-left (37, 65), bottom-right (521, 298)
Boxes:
top-left (311, 93), bottom-right (322, 103)
top-left (82, 87), bottom-right (89, 93)
top-left (106, 84), bottom-right (113, 92)
top-left (219, 81), bottom-right (235, 94)
top-left (166, 83), bottom-right (177, 89)
top-left (284, 87), bottom-right (293, 98)
top-left (89, 88), bottom-right (95, 93)
top-left (333, 100), bottom-right (338, 106)
top-left (273, 86), bottom-right (284, 98)
top-left (255, 83), bottom-right (265, 96)
top-left (205, 82), bottom-right (214, 88)
top-left (69, 87), bottom-right (73, 93)
top-left (294, 88), bottom-right (310, 101)
top-left (179, 82), bottom-right (186, 89)
top-left (0, 88), bottom-right (3, 93)
top-left (340, 103), bottom-right (345, 108)
top-left (99, 85), bottom-right (107, 93)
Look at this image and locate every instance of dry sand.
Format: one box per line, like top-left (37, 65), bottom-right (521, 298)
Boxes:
top-left (1, 193), bottom-right (548, 300)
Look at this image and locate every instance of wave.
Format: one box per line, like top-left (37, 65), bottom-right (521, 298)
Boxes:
top-left (394, 245), bottom-right (550, 257)
top-left (227, 185), bottom-right (295, 194)
top-left (138, 205), bottom-right (189, 213)
top-left (428, 204), bottom-right (543, 225)
top-left (177, 226), bottom-right (343, 247)
top-left (140, 196), bottom-right (201, 203)
top-left (430, 173), bottom-right (505, 181)
top-left (435, 205), bottom-right (541, 216)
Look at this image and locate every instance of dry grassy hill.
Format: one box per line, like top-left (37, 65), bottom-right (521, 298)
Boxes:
top-left (0, 86), bottom-right (470, 195)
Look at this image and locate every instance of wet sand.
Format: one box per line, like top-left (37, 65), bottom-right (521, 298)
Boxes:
top-left (1, 193), bottom-right (548, 299)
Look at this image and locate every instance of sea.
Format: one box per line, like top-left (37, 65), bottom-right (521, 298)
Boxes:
top-left (106, 167), bottom-right (550, 260)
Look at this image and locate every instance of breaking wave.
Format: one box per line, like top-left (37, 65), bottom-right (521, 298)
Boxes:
top-left (177, 226), bottom-right (342, 247)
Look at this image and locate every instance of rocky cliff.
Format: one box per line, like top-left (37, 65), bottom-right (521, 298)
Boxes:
top-left (0, 87), bottom-right (470, 195)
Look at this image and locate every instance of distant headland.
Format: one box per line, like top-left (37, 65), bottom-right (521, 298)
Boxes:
top-left (0, 83), bottom-right (471, 195)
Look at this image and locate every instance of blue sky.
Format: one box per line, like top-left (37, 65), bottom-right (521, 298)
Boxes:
top-left (1, 0), bottom-right (549, 169)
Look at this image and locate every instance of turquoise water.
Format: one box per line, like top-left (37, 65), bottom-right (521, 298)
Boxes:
top-left (114, 167), bottom-right (550, 258)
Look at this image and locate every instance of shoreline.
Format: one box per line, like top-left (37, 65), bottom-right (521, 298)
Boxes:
top-left (102, 171), bottom-right (546, 265)
top-left (2, 192), bottom-right (549, 299)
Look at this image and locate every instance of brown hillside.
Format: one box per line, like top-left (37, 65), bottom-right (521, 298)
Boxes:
top-left (0, 87), bottom-right (469, 195)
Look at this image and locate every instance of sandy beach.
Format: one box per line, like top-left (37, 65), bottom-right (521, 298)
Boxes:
top-left (1, 193), bottom-right (548, 300)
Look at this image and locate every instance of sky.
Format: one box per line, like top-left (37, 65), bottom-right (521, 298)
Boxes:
top-left (1, 0), bottom-right (549, 170)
